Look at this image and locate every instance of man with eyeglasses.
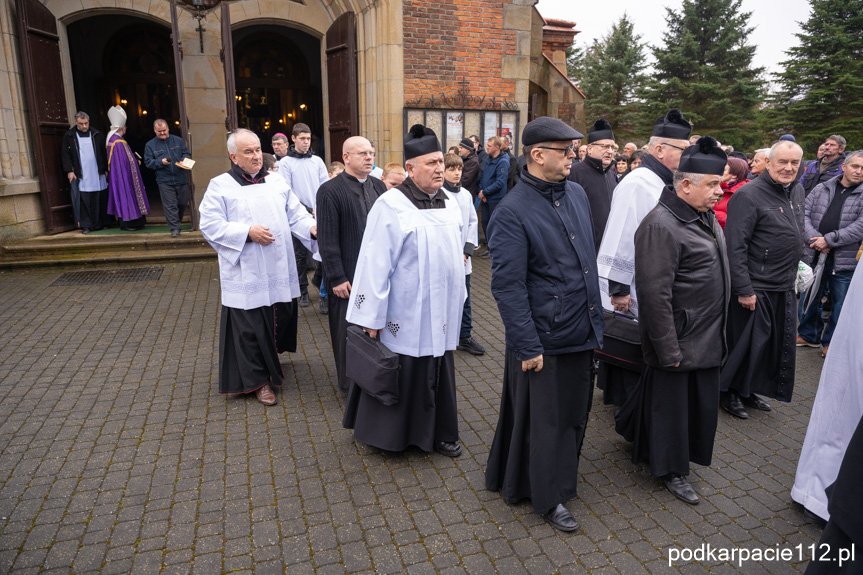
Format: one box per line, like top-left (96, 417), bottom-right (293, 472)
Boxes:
top-left (595, 109), bottom-right (692, 407)
top-left (485, 116), bottom-right (604, 532)
top-left (567, 119), bottom-right (619, 250)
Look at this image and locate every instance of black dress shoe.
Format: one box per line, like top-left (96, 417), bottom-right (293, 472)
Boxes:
top-left (542, 504), bottom-right (579, 532)
top-left (433, 440), bottom-right (462, 457)
top-left (81, 228), bottom-right (91, 234)
top-left (803, 508), bottom-right (827, 528)
top-left (663, 474), bottom-right (699, 505)
top-left (721, 391), bottom-right (749, 419)
top-left (319, 297), bottom-right (328, 315)
top-left (457, 336), bottom-right (485, 356)
top-left (741, 393), bottom-right (771, 412)
top-left (299, 293), bottom-right (310, 308)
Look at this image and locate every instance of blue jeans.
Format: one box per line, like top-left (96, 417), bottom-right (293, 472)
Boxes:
top-left (319, 268), bottom-right (327, 299)
top-left (798, 266), bottom-right (854, 345)
top-left (460, 273), bottom-right (472, 340)
top-left (481, 200), bottom-right (499, 244)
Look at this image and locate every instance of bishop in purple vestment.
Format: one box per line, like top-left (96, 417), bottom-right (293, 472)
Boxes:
top-left (106, 105), bottom-right (150, 228)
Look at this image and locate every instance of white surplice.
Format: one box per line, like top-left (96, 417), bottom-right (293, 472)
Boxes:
top-left (791, 263), bottom-right (863, 521)
top-left (346, 189), bottom-right (466, 358)
top-left (596, 167), bottom-right (665, 317)
top-left (444, 186), bottom-right (479, 276)
top-left (199, 171), bottom-right (317, 310)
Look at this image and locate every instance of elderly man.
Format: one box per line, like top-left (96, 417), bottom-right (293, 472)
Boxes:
top-left (144, 119), bottom-right (192, 237)
top-left (615, 137), bottom-right (730, 505)
top-left (595, 109), bottom-right (692, 406)
top-left (800, 135), bottom-right (847, 195)
top-left (271, 133), bottom-right (288, 161)
top-left (61, 111), bottom-right (109, 233)
top-left (105, 106), bottom-right (149, 231)
top-left (568, 119), bottom-right (618, 250)
top-left (623, 142), bottom-right (637, 158)
top-left (199, 129), bottom-right (317, 406)
top-left (485, 117), bottom-right (604, 532)
top-left (277, 123), bottom-right (329, 309)
top-left (797, 150), bottom-right (863, 356)
top-left (748, 148), bottom-right (770, 179)
top-left (343, 125), bottom-right (466, 457)
top-left (721, 140), bottom-right (806, 419)
top-left (316, 136), bottom-right (386, 393)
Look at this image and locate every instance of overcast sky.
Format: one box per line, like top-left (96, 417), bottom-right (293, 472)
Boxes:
top-left (534, 0), bottom-right (809, 77)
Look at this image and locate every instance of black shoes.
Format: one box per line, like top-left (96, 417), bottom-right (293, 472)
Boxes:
top-left (299, 293), bottom-right (310, 308)
top-left (663, 474), bottom-right (699, 505)
top-left (741, 393), bottom-right (771, 412)
top-left (81, 228), bottom-right (91, 234)
top-left (721, 391), bottom-right (749, 419)
top-left (543, 504), bottom-right (579, 532)
top-left (803, 508), bottom-right (827, 528)
top-left (319, 297), bottom-right (328, 315)
top-left (457, 337), bottom-right (485, 356)
top-left (434, 440), bottom-right (463, 457)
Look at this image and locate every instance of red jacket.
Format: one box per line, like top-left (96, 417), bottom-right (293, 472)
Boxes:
top-left (716, 179), bottom-right (749, 228)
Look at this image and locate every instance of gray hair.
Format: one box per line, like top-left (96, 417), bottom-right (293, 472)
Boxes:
top-left (227, 128), bottom-right (259, 155)
top-left (673, 171), bottom-right (708, 189)
top-left (767, 140), bottom-right (803, 160)
top-left (74, 111), bottom-right (89, 121)
top-left (844, 150), bottom-right (863, 164)
top-left (826, 134), bottom-right (847, 149)
top-left (153, 118), bottom-right (168, 128)
top-left (754, 148), bottom-right (770, 156)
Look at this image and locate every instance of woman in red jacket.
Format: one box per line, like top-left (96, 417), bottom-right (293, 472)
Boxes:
top-left (715, 157), bottom-right (750, 228)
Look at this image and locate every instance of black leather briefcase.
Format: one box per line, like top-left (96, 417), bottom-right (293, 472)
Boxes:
top-left (595, 309), bottom-right (643, 373)
top-left (345, 325), bottom-right (400, 406)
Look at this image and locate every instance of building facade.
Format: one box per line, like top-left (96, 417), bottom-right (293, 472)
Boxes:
top-left (0, 0), bottom-right (583, 240)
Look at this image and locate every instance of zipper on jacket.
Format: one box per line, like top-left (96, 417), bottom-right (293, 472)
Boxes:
top-left (761, 249), bottom-right (769, 274)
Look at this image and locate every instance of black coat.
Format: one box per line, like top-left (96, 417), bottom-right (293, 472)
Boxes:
top-left (61, 127), bottom-right (108, 179)
top-left (505, 150), bottom-right (520, 191)
top-left (488, 168), bottom-right (604, 361)
top-left (725, 171), bottom-right (805, 296)
top-left (567, 155), bottom-right (617, 250)
top-left (460, 149), bottom-right (480, 198)
top-left (634, 187), bottom-right (730, 370)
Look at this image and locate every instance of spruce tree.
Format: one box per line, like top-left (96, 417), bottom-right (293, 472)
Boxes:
top-left (771, 0), bottom-right (863, 154)
top-left (578, 14), bottom-right (648, 144)
top-left (566, 43), bottom-right (587, 85)
top-left (639, 0), bottom-right (765, 149)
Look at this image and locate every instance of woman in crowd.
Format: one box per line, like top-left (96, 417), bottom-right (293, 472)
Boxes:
top-left (615, 155), bottom-right (629, 182)
top-left (714, 156), bottom-right (750, 229)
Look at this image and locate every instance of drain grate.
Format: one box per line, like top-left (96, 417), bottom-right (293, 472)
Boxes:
top-left (51, 266), bottom-right (164, 286)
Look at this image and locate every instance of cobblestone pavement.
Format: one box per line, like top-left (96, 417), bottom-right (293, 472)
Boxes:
top-left (0, 258), bottom-right (827, 574)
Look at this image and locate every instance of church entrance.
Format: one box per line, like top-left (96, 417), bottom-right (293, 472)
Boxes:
top-left (231, 25), bottom-right (324, 159)
top-left (66, 15), bottom-right (180, 221)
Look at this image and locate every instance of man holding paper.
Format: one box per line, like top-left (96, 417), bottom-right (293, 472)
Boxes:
top-left (144, 119), bottom-right (193, 237)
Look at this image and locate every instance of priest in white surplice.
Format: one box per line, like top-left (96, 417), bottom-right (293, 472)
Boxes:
top-left (792, 261), bottom-right (863, 524)
top-left (594, 109), bottom-right (692, 407)
top-left (343, 124), bottom-right (466, 457)
top-left (199, 129), bottom-right (317, 406)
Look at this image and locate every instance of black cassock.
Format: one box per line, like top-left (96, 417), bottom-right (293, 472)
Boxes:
top-left (342, 351), bottom-right (459, 453)
top-left (805, 414), bottom-right (863, 575)
top-left (615, 365), bottom-right (720, 478)
top-left (486, 350), bottom-right (593, 514)
top-left (596, 363), bottom-right (640, 407)
top-left (720, 289), bottom-right (796, 402)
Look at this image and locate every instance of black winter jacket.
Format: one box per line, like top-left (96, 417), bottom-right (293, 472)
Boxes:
top-left (488, 168), bottom-right (604, 361)
top-left (567, 155), bottom-right (617, 250)
top-left (725, 171), bottom-right (805, 296)
top-left (634, 187), bottom-right (730, 370)
top-left (61, 127), bottom-right (108, 179)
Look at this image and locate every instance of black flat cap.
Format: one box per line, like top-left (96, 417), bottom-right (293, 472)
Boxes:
top-left (653, 108), bottom-right (692, 140)
top-left (404, 124), bottom-right (441, 160)
top-left (459, 138), bottom-right (474, 150)
top-left (588, 119), bottom-right (614, 144)
top-left (522, 116), bottom-right (584, 146)
top-left (678, 136), bottom-right (727, 175)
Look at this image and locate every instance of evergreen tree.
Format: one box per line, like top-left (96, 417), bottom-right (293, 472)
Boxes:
top-left (771, 0), bottom-right (863, 154)
top-left (639, 0), bottom-right (765, 149)
top-left (578, 14), bottom-right (648, 143)
top-left (565, 42), bottom-right (587, 85)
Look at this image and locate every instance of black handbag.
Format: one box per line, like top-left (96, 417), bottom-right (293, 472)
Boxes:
top-left (345, 325), bottom-right (400, 406)
top-left (595, 309), bottom-right (643, 373)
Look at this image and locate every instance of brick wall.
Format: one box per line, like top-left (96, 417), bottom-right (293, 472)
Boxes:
top-left (403, 0), bottom-right (517, 104)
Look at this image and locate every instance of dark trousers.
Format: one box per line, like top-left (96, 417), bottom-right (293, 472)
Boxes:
top-left (460, 273), bottom-right (472, 339)
top-left (481, 200), bottom-right (499, 245)
top-left (157, 182), bottom-right (190, 231)
top-left (798, 265), bottom-right (854, 345)
top-left (293, 237), bottom-right (310, 295)
top-left (79, 188), bottom-right (109, 230)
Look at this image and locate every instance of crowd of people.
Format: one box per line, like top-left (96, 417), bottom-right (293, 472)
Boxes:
top-left (91, 103), bottom-right (857, 558)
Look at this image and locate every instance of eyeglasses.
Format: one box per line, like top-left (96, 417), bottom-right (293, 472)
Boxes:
top-left (536, 145), bottom-right (576, 155)
top-left (347, 151), bottom-right (376, 158)
top-left (590, 143), bottom-right (617, 152)
top-left (661, 142), bottom-right (688, 152)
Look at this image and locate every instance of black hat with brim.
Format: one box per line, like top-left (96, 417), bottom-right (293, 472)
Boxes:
top-left (588, 119), bottom-right (614, 144)
top-left (678, 136), bottom-right (727, 175)
top-left (522, 116), bottom-right (584, 146)
top-left (405, 124), bottom-right (442, 160)
top-left (653, 108), bottom-right (692, 140)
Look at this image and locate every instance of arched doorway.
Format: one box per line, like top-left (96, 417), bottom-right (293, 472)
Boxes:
top-left (232, 25), bottom-right (324, 158)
